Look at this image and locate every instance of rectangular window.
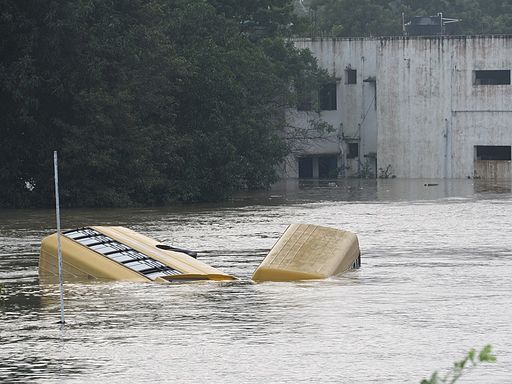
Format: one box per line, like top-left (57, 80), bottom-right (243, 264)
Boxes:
top-left (346, 68), bottom-right (357, 84)
top-left (474, 70), bottom-right (511, 85)
top-left (298, 157), bottom-right (313, 178)
top-left (297, 92), bottom-right (313, 111)
top-left (296, 80), bottom-right (315, 111)
top-left (318, 155), bottom-right (338, 178)
top-left (475, 145), bottom-right (511, 160)
top-left (319, 83), bottom-right (337, 110)
top-left (347, 142), bottom-right (359, 159)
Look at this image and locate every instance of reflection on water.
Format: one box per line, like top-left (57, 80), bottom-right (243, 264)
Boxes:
top-left (270, 178), bottom-right (512, 202)
top-left (1, 179), bottom-right (512, 383)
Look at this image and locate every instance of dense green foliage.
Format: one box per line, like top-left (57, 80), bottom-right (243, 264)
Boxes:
top-left (303, 0), bottom-right (512, 36)
top-left (0, 0), bottom-right (325, 207)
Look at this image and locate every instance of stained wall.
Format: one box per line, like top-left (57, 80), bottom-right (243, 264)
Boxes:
top-left (287, 36), bottom-right (512, 179)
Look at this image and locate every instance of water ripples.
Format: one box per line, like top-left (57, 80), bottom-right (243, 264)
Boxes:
top-left (1, 179), bottom-right (512, 383)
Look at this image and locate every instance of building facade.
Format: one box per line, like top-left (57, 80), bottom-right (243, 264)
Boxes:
top-left (284, 35), bottom-right (512, 180)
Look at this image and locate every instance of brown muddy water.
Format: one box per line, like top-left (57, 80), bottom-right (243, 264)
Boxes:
top-left (1, 179), bottom-right (511, 383)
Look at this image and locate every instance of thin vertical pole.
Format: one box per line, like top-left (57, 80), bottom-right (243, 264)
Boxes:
top-left (54, 151), bottom-right (65, 324)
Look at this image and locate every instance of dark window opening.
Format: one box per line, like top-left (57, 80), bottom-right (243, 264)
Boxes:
top-left (319, 83), bottom-right (337, 110)
top-left (297, 92), bottom-right (313, 111)
top-left (474, 70), bottom-right (511, 85)
top-left (475, 145), bottom-right (511, 160)
top-left (346, 68), bottom-right (357, 84)
top-left (347, 143), bottom-right (359, 159)
top-left (298, 157), bottom-right (313, 178)
top-left (296, 81), bottom-right (316, 111)
top-left (297, 101), bottom-right (312, 111)
top-left (318, 155), bottom-right (338, 178)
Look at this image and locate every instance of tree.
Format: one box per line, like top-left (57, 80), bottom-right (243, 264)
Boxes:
top-left (0, 0), bottom-right (190, 207)
top-left (0, 0), bottom-right (328, 207)
top-left (162, 0), bottom-right (328, 200)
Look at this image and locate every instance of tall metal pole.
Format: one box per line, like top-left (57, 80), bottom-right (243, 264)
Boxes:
top-left (53, 151), bottom-right (65, 324)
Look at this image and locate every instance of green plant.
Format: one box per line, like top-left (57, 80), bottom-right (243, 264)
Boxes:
top-left (421, 345), bottom-right (496, 384)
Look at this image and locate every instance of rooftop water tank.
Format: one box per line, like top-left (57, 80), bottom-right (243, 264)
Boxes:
top-left (405, 13), bottom-right (460, 36)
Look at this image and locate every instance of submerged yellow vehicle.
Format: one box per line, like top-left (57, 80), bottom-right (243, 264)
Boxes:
top-left (39, 224), bottom-right (360, 283)
top-left (39, 226), bottom-right (235, 283)
top-left (252, 224), bottom-right (360, 282)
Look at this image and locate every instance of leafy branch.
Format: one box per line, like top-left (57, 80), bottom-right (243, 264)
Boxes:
top-left (421, 345), bottom-right (496, 384)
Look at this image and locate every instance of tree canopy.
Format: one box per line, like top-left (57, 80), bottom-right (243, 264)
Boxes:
top-left (0, 0), bottom-right (325, 207)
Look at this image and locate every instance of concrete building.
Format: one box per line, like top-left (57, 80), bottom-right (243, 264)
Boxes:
top-left (284, 35), bottom-right (512, 180)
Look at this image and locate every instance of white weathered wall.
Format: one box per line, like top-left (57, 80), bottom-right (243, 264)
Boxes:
top-left (377, 37), bottom-right (452, 178)
top-left (377, 36), bottom-right (512, 178)
top-left (288, 36), bottom-right (512, 179)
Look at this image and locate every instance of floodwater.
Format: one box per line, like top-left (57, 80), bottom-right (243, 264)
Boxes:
top-left (1, 179), bottom-right (511, 383)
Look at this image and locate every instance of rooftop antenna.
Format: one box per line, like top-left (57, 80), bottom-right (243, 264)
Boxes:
top-left (53, 151), bottom-right (65, 325)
